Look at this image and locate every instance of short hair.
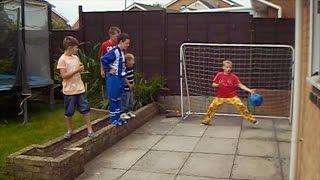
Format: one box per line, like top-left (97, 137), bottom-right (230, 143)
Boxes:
top-left (125, 53), bottom-right (135, 61)
top-left (223, 60), bottom-right (232, 66)
top-left (117, 33), bottom-right (130, 43)
top-left (63, 36), bottom-right (79, 50)
top-left (108, 26), bottom-right (121, 35)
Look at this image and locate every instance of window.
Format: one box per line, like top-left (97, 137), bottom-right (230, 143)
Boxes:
top-left (309, 0), bottom-right (320, 90)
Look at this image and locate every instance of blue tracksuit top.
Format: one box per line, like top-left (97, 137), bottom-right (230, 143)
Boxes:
top-left (101, 46), bottom-right (126, 76)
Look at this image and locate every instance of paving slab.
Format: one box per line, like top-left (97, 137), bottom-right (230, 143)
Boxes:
top-left (180, 153), bottom-right (234, 178)
top-left (242, 119), bottom-right (274, 129)
top-left (134, 121), bottom-right (177, 135)
top-left (276, 130), bottom-right (292, 142)
top-left (91, 147), bottom-right (148, 169)
top-left (113, 133), bottom-right (163, 150)
top-left (274, 120), bottom-right (292, 131)
top-left (77, 168), bottom-right (125, 180)
top-left (119, 170), bottom-right (175, 180)
top-left (231, 156), bottom-right (282, 180)
top-left (131, 150), bottom-right (189, 174)
top-left (204, 126), bottom-right (241, 139)
top-left (280, 158), bottom-right (290, 180)
top-left (279, 142), bottom-right (291, 158)
top-left (193, 137), bottom-right (238, 155)
top-left (152, 136), bottom-right (200, 152)
top-left (168, 123), bottom-right (207, 137)
top-left (180, 115), bottom-right (204, 124)
top-left (240, 128), bottom-right (275, 140)
top-left (211, 116), bottom-right (243, 126)
top-left (175, 175), bottom-right (227, 180)
top-left (238, 139), bottom-right (278, 157)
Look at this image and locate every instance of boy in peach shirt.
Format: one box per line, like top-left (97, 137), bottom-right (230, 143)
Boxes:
top-left (57, 36), bottom-right (94, 139)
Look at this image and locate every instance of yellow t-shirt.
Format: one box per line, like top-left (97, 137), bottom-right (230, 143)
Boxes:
top-left (57, 54), bottom-right (85, 95)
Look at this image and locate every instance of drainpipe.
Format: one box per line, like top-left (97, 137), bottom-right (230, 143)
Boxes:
top-left (289, 0), bottom-right (301, 179)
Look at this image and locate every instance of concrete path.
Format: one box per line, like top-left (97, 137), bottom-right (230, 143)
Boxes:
top-left (77, 115), bottom-right (291, 180)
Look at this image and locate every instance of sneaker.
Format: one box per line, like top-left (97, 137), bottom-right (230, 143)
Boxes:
top-left (116, 120), bottom-right (123, 126)
top-left (200, 122), bottom-right (210, 126)
top-left (253, 120), bottom-right (259, 125)
top-left (127, 111), bottom-right (136, 118)
top-left (87, 132), bottom-right (95, 137)
top-left (122, 120), bottom-right (128, 124)
top-left (120, 113), bottom-right (131, 120)
top-left (63, 132), bottom-right (72, 139)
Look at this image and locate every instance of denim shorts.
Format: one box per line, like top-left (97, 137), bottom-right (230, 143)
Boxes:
top-left (64, 93), bottom-right (90, 117)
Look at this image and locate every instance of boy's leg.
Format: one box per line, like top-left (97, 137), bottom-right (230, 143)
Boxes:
top-left (129, 90), bottom-right (134, 111)
top-left (121, 91), bottom-right (130, 113)
top-left (77, 93), bottom-right (93, 133)
top-left (202, 97), bottom-right (224, 125)
top-left (63, 95), bottom-right (76, 138)
top-left (227, 97), bottom-right (256, 123)
top-left (65, 116), bottom-right (73, 133)
top-left (127, 91), bottom-right (136, 117)
top-left (107, 75), bottom-right (120, 124)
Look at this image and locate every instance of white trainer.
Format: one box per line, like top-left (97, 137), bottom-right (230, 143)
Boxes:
top-left (120, 113), bottom-right (131, 120)
top-left (127, 111), bottom-right (136, 118)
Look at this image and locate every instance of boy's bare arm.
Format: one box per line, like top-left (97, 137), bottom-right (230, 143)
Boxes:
top-left (100, 62), bottom-right (105, 78)
top-left (212, 82), bottom-right (219, 88)
top-left (60, 65), bottom-right (83, 79)
top-left (238, 83), bottom-right (255, 94)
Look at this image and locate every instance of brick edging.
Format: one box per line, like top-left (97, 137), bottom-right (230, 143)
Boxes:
top-left (6, 103), bottom-right (159, 180)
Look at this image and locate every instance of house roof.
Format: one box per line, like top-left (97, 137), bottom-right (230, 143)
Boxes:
top-left (165, 0), bottom-right (239, 8)
top-left (125, 2), bottom-right (164, 11)
top-left (52, 9), bottom-right (69, 23)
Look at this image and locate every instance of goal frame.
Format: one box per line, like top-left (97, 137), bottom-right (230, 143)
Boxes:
top-left (180, 43), bottom-right (295, 122)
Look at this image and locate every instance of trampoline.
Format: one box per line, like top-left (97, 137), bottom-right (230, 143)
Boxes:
top-left (0, 74), bottom-right (53, 91)
top-left (0, 0), bottom-right (53, 122)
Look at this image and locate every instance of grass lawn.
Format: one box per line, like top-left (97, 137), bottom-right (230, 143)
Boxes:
top-left (0, 102), bottom-right (98, 178)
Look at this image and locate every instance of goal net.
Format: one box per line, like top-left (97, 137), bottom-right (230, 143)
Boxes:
top-left (180, 43), bottom-right (294, 120)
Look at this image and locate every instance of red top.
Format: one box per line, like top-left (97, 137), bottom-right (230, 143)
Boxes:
top-left (99, 39), bottom-right (117, 56)
top-left (212, 72), bottom-right (240, 98)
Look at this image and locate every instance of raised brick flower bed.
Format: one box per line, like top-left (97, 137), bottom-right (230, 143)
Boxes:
top-left (6, 103), bottom-right (159, 180)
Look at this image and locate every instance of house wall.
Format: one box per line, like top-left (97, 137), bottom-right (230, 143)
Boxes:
top-left (166, 0), bottom-right (198, 11)
top-left (211, 0), bottom-right (232, 8)
top-left (52, 12), bottom-right (69, 28)
top-left (167, 0), bottom-right (231, 11)
top-left (296, 0), bottom-right (320, 179)
top-left (269, 0), bottom-right (295, 18)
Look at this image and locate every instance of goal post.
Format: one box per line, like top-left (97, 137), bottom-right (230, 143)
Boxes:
top-left (180, 43), bottom-right (295, 121)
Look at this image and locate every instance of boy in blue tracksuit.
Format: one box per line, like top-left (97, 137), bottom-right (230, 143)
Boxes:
top-left (101, 33), bottom-right (130, 125)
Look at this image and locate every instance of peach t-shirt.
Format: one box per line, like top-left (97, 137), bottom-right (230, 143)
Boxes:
top-left (57, 54), bottom-right (85, 95)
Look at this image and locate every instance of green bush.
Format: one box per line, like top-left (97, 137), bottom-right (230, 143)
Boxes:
top-left (134, 72), bottom-right (166, 110)
top-left (77, 43), bottom-right (108, 109)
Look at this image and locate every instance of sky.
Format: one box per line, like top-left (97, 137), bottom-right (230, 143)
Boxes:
top-left (47, 0), bottom-right (252, 26)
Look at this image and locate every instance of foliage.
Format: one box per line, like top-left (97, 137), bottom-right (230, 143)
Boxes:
top-left (133, 72), bottom-right (166, 109)
top-left (0, 57), bottom-right (15, 74)
top-left (52, 19), bottom-right (69, 30)
top-left (77, 43), bottom-right (108, 109)
top-left (0, 9), bottom-right (17, 74)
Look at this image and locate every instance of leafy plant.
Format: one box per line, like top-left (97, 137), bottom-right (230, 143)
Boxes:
top-left (133, 72), bottom-right (166, 110)
top-left (52, 19), bottom-right (69, 30)
top-left (77, 43), bottom-right (107, 109)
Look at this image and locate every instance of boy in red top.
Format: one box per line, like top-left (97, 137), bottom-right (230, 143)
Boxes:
top-left (99, 26), bottom-right (121, 78)
top-left (202, 60), bottom-right (258, 125)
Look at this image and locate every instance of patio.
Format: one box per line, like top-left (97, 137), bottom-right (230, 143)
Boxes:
top-left (77, 115), bottom-right (291, 180)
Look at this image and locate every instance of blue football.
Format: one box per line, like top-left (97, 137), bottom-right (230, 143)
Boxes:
top-left (248, 93), bottom-right (263, 107)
